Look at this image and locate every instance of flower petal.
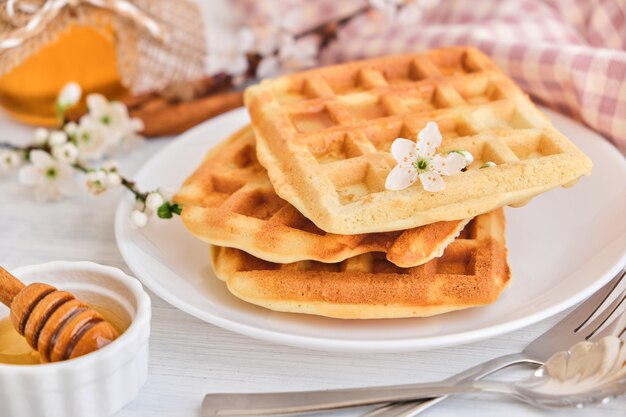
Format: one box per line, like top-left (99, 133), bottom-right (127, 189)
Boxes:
top-left (130, 117), bottom-right (144, 132)
top-left (419, 172), bottom-right (445, 192)
top-left (416, 121), bottom-right (442, 157)
top-left (293, 36), bottom-right (319, 59)
top-left (256, 56), bottom-right (281, 78)
top-left (238, 28), bottom-right (256, 53)
top-left (57, 82), bottom-right (82, 107)
top-left (391, 138), bottom-right (417, 164)
top-left (385, 164), bottom-right (417, 190)
top-left (86, 94), bottom-right (109, 117)
top-left (110, 101), bottom-right (130, 119)
top-left (229, 55), bottom-right (249, 76)
top-left (29, 150), bottom-right (53, 167)
top-left (18, 165), bottom-right (40, 186)
top-left (430, 153), bottom-right (467, 176)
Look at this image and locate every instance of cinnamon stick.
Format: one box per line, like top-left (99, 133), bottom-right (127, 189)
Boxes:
top-left (132, 90), bottom-right (244, 137)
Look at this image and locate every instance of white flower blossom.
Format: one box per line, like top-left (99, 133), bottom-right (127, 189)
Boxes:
top-left (145, 192), bottom-right (164, 211)
top-left (397, 3), bottom-right (423, 25)
top-left (18, 150), bottom-right (76, 201)
top-left (256, 56), bottom-right (281, 79)
top-left (0, 149), bottom-right (22, 171)
top-left (57, 82), bottom-right (82, 112)
top-left (75, 116), bottom-right (110, 161)
top-left (52, 142), bottom-right (78, 165)
top-left (254, 27), bottom-right (282, 56)
top-left (85, 170), bottom-right (108, 195)
top-left (32, 127), bottom-right (49, 146)
top-left (368, 0), bottom-right (402, 19)
top-left (64, 121), bottom-right (78, 136)
top-left (48, 130), bottom-right (68, 147)
top-left (256, 33), bottom-right (319, 78)
top-left (106, 171), bottom-right (122, 187)
top-left (207, 27), bottom-right (256, 79)
top-left (385, 122), bottom-right (468, 192)
top-left (130, 209), bottom-right (149, 228)
top-left (85, 94), bottom-right (144, 148)
top-left (102, 160), bottom-right (120, 172)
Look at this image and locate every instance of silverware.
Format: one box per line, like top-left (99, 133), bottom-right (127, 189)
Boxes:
top-left (202, 268), bottom-right (626, 416)
top-left (363, 268), bottom-right (626, 417)
top-left (359, 334), bottom-right (626, 409)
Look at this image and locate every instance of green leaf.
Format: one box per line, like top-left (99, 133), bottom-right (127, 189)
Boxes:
top-left (157, 202), bottom-right (173, 219)
top-left (170, 203), bottom-right (183, 215)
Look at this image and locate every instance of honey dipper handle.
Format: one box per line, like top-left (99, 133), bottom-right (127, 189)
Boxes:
top-left (0, 266), bottom-right (25, 307)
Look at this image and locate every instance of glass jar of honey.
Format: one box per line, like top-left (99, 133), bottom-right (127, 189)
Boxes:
top-left (0, 24), bottom-right (127, 126)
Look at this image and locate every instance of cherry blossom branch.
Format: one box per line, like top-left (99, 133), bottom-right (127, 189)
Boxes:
top-left (207, 1), bottom-right (425, 91)
top-left (0, 83), bottom-right (180, 228)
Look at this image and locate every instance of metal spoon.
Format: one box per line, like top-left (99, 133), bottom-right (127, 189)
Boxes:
top-left (203, 334), bottom-right (626, 415)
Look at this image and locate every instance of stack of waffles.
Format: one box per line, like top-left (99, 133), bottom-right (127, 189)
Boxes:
top-left (175, 46), bottom-right (592, 319)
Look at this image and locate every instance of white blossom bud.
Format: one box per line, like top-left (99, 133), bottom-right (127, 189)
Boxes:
top-left (49, 131), bottom-right (68, 147)
top-left (448, 150), bottom-right (474, 167)
top-left (106, 172), bottom-right (122, 187)
top-left (0, 149), bottom-right (22, 171)
top-left (85, 170), bottom-right (108, 195)
top-left (52, 143), bottom-right (79, 164)
top-left (57, 82), bottom-right (82, 110)
top-left (480, 161), bottom-right (496, 169)
top-left (102, 160), bottom-right (119, 172)
top-left (145, 192), bottom-right (164, 211)
top-left (130, 209), bottom-right (148, 228)
top-left (64, 121), bottom-right (78, 136)
top-left (33, 127), bottom-right (49, 145)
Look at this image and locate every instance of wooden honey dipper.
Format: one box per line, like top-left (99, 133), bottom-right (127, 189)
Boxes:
top-left (0, 266), bottom-right (119, 363)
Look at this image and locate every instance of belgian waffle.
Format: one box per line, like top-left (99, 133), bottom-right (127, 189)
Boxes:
top-left (175, 126), bottom-right (469, 267)
top-left (210, 209), bottom-right (510, 319)
top-left (245, 46), bottom-right (593, 234)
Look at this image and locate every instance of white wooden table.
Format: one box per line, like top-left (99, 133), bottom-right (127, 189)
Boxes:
top-left (0, 113), bottom-right (624, 417)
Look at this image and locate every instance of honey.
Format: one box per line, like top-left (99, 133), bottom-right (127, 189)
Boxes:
top-left (0, 316), bottom-right (39, 365)
top-left (0, 305), bottom-right (127, 365)
top-left (0, 24), bottom-right (127, 126)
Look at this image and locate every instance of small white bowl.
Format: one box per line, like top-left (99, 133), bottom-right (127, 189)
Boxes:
top-left (0, 261), bottom-right (151, 417)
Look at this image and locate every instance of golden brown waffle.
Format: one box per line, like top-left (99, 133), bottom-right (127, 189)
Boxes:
top-left (175, 126), bottom-right (469, 267)
top-left (245, 46), bottom-right (593, 234)
top-left (211, 209), bottom-right (510, 319)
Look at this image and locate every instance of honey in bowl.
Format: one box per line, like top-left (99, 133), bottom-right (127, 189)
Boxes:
top-left (0, 305), bottom-right (127, 365)
top-left (0, 316), bottom-right (39, 365)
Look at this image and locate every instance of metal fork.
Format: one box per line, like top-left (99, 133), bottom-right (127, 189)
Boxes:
top-left (202, 268), bottom-right (626, 416)
top-left (363, 267), bottom-right (626, 417)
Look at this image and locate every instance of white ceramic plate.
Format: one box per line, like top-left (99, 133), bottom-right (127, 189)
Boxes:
top-left (115, 107), bottom-right (626, 353)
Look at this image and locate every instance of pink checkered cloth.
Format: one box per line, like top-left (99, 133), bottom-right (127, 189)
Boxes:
top-left (233, 0), bottom-right (626, 154)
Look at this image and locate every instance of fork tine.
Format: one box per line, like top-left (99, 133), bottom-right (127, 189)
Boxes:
top-left (575, 269), bottom-right (626, 333)
top-left (584, 293), bottom-right (626, 340)
top-left (595, 307), bottom-right (626, 339)
top-left (523, 269), bottom-right (626, 359)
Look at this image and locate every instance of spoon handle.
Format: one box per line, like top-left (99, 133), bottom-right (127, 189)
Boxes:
top-left (203, 383), bottom-right (469, 416)
top-left (0, 266), bottom-right (25, 307)
top-left (202, 353), bottom-right (530, 417)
